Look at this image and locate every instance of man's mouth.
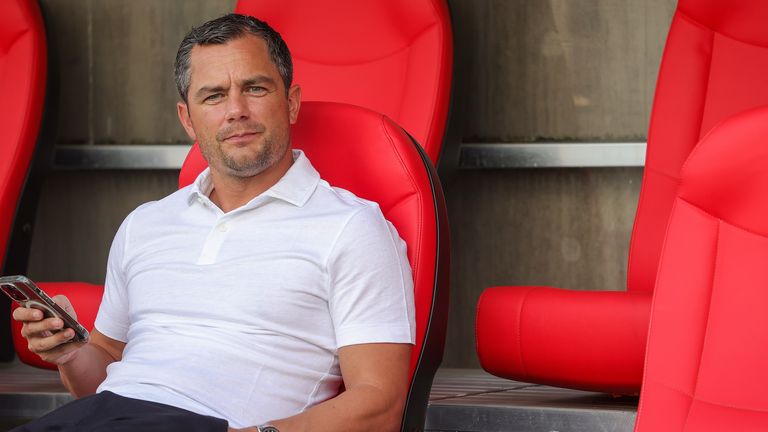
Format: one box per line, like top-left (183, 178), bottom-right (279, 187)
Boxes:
top-left (226, 131), bottom-right (256, 139)
top-left (220, 130), bottom-right (261, 143)
top-left (217, 121), bottom-right (267, 143)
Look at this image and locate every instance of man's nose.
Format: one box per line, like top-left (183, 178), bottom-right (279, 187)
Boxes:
top-left (224, 92), bottom-right (249, 121)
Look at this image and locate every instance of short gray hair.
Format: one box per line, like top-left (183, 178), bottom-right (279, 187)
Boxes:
top-left (174, 13), bottom-right (293, 103)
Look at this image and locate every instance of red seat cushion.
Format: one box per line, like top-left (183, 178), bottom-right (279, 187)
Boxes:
top-left (477, 287), bottom-right (650, 394)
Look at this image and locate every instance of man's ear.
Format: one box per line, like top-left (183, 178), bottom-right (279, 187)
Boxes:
top-left (287, 85), bottom-right (301, 125)
top-left (177, 102), bottom-right (197, 141)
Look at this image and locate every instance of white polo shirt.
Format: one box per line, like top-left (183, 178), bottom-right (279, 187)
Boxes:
top-left (94, 150), bottom-right (415, 428)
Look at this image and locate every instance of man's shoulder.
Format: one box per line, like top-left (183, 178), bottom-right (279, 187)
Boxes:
top-left (123, 187), bottom-right (191, 225)
top-left (312, 180), bottom-right (382, 217)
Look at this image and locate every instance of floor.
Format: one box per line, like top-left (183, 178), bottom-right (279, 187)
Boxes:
top-left (427, 369), bottom-right (637, 431)
top-left (0, 361), bottom-right (638, 432)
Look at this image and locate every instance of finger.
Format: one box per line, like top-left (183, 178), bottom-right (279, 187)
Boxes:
top-left (12, 307), bottom-right (44, 323)
top-left (52, 295), bottom-right (77, 319)
top-left (29, 328), bottom-right (75, 353)
top-left (22, 317), bottom-right (63, 338)
top-left (29, 328), bottom-right (72, 353)
top-left (52, 294), bottom-right (71, 309)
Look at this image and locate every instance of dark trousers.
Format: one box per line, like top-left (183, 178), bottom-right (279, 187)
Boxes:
top-left (13, 391), bottom-right (228, 432)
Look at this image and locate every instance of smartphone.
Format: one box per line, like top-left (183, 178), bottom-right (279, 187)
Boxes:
top-left (1, 275), bottom-right (89, 343)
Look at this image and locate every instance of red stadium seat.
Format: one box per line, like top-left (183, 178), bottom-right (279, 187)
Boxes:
top-left (476, 0), bottom-right (768, 395)
top-left (13, 102), bottom-right (450, 431)
top-left (181, 102), bottom-right (450, 431)
top-left (0, 1), bottom-right (46, 268)
top-left (233, 0), bottom-right (453, 165)
top-left (0, 0), bottom-right (69, 361)
top-left (635, 107), bottom-right (768, 431)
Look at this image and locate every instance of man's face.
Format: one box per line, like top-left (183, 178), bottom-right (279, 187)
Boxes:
top-left (177, 35), bottom-right (300, 179)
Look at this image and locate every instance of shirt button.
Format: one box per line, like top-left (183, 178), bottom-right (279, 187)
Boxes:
top-left (217, 223), bottom-right (229, 232)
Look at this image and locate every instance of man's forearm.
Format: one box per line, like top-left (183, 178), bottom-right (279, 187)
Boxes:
top-left (267, 384), bottom-right (405, 432)
top-left (59, 343), bottom-right (116, 398)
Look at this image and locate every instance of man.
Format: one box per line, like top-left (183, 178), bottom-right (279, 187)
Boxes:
top-left (13, 13), bottom-right (415, 432)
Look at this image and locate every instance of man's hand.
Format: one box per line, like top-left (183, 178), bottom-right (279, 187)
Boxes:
top-left (12, 295), bottom-right (85, 365)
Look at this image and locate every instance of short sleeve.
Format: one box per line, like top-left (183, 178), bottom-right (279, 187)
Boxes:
top-left (327, 204), bottom-right (415, 348)
top-left (93, 212), bottom-right (133, 342)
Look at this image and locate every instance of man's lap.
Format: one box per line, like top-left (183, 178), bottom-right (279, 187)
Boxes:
top-left (12, 391), bottom-right (228, 432)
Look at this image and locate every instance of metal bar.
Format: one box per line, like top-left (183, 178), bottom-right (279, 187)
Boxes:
top-left (54, 145), bottom-right (192, 170)
top-left (52, 142), bottom-right (647, 170)
top-left (459, 142), bottom-right (647, 168)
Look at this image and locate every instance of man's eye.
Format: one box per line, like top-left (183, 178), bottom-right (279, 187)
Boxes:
top-left (247, 86), bottom-right (268, 95)
top-left (204, 93), bottom-right (223, 103)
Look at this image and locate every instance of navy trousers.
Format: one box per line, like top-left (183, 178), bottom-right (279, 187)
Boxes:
top-left (13, 391), bottom-right (228, 432)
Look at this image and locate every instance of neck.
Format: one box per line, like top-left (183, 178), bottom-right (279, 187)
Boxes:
top-left (208, 150), bottom-right (294, 213)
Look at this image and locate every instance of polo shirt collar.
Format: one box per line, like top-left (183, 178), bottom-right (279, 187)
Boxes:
top-left (266, 150), bottom-right (320, 206)
top-left (187, 149), bottom-right (320, 208)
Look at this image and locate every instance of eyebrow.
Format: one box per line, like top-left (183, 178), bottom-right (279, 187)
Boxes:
top-left (242, 75), bottom-right (277, 88)
top-left (194, 75), bottom-right (278, 100)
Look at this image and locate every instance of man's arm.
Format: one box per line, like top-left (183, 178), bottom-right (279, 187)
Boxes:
top-left (59, 329), bottom-right (126, 397)
top-left (13, 295), bottom-right (126, 398)
top-left (240, 343), bottom-right (411, 432)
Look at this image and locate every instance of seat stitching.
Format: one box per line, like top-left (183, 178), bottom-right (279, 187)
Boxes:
top-left (677, 197), bottom-right (768, 239)
top-left (693, 395), bottom-right (768, 415)
top-left (378, 115), bottom-right (423, 287)
top-left (291, 23), bottom-right (438, 66)
top-left (516, 287), bottom-right (534, 380)
top-left (681, 219), bottom-right (720, 431)
top-left (650, 377), bottom-right (768, 415)
top-left (677, 9), bottom-right (768, 49)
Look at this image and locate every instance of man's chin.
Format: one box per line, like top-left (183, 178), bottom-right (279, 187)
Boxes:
top-left (216, 144), bottom-right (289, 178)
top-left (218, 148), bottom-right (271, 175)
top-left (222, 161), bottom-right (270, 178)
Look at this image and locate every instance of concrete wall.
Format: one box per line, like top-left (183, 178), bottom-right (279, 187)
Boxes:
top-left (43, 0), bottom-right (236, 145)
top-left (26, 0), bottom-right (676, 368)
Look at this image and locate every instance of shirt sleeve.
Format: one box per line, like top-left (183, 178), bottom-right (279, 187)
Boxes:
top-left (327, 204), bottom-right (415, 348)
top-left (93, 211), bottom-right (134, 343)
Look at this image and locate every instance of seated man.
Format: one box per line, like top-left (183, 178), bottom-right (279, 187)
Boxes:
top-left (13, 13), bottom-right (414, 432)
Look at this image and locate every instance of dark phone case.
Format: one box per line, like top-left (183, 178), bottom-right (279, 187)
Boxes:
top-left (0, 275), bottom-right (90, 342)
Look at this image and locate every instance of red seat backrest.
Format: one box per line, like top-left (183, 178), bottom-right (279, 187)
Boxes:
top-left (636, 107), bottom-right (768, 431)
top-left (180, 101), bottom-right (450, 430)
top-left (1, 0), bottom-right (51, 362)
top-left (0, 0), bottom-right (48, 271)
top-left (234, 0), bottom-right (453, 165)
top-left (628, 0), bottom-right (768, 294)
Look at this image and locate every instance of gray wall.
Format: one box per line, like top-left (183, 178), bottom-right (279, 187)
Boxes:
top-left (27, 0), bottom-right (677, 368)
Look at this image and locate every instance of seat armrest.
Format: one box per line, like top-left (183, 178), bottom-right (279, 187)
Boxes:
top-left (476, 286), bottom-right (651, 395)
